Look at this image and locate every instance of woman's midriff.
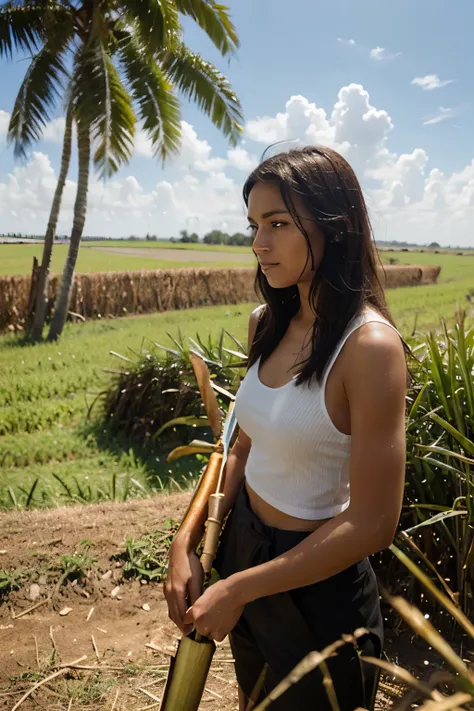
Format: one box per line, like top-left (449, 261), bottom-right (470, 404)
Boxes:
top-left (245, 480), bottom-right (331, 532)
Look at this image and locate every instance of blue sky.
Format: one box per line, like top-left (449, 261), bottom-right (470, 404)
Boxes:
top-left (1, 0), bottom-right (474, 246)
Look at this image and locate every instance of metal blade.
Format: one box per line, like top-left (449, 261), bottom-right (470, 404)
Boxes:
top-left (221, 403), bottom-right (237, 461)
top-left (216, 403), bottom-right (237, 493)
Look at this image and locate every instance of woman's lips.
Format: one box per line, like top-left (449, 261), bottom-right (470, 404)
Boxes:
top-left (259, 263), bottom-right (279, 272)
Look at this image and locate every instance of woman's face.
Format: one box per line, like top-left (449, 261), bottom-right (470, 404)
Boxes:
top-left (247, 181), bottom-right (325, 290)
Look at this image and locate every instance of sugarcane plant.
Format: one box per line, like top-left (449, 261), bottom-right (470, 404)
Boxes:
top-left (403, 311), bottom-right (474, 618)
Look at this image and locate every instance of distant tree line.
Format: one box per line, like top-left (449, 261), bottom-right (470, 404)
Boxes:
top-left (169, 229), bottom-right (252, 246)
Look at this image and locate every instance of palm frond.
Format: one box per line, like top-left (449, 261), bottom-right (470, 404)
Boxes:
top-left (0, 1), bottom-right (46, 59)
top-left (72, 35), bottom-right (135, 178)
top-left (161, 42), bottom-right (242, 145)
top-left (175, 0), bottom-right (239, 55)
top-left (119, 34), bottom-right (181, 163)
top-left (119, 0), bottom-right (180, 55)
top-left (7, 40), bottom-right (68, 157)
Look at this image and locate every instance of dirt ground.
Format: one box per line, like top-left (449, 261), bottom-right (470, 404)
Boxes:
top-left (88, 247), bottom-right (255, 263)
top-left (0, 495), bottom-right (436, 711)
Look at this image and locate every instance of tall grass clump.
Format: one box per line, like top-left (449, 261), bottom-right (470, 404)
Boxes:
top-left (98, 329), bottom-right (246, 453)
top-left (403, 311), bottom-right (474, 617)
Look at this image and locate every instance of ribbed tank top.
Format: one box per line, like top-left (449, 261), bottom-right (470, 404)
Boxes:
top-left (234, 308), bottom-right (400, 520)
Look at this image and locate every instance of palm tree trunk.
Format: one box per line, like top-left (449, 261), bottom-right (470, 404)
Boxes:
top-left (31, 105), bottom-right (73, 342)
top-left (48, 126), bottom-right (90, 342)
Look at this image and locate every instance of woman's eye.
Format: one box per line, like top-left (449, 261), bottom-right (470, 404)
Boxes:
top-left (271, 221), bottom-right (286, 228)
top-left (247, 224), bottom-right (257, 235)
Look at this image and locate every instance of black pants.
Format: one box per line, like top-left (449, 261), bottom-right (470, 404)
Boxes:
top-left (214, 485), bottom-right (383, 710)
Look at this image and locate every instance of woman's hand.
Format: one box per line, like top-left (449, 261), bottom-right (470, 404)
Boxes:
top-left (164, 540), bottom-right (204, 635)
top-left (183, 578), bottom-right (245, 643)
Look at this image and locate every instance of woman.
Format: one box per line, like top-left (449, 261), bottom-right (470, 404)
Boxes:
top-left (164, 146), bottom-right (407, 710)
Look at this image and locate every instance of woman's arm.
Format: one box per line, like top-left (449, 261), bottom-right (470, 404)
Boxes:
top-left (184, 323), bottom-right (407, 641)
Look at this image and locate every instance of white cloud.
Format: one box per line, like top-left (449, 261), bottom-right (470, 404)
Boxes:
top-left (246, 85), bottom-right (393, 176)
top-left (134, 120), bottom-right (253, 174)
top-left (422, 106), bottom-right (459, 126)
top-left (337, 38), bottom-right (355, 46)
top-left (42, 117), bottom-right (66, 143)
top-left (0, 110), bottom-right (9, 138)
top-left (2, 85), bottom-right (474, 247)
top-left (0, 150), bottom-right (244, 238)
top-left (227, 147), bottom-right (258, 172)
top-left (370, 46), bottom-right (401, 61)
top-left (412, 74), bottom-right (454, 91)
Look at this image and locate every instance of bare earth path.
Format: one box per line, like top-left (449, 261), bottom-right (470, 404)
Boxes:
top-left (1, 496), bottom-right (410, 710)
top-left (88, 246), bottom-right (255, 263)
top-left (0, 495), bottom-right (239, 711)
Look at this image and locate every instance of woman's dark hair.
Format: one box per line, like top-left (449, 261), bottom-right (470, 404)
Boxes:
top-left (243, 145), bottom-right (397, 385)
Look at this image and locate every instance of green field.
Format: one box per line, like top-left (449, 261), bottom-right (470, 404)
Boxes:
top-left (0, 243), bottom-right (250, 276)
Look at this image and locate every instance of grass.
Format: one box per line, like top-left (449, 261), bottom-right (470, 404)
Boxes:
top-left (0, 305), bottom-right (251, 509)
top-left (0, 243), bottom-right (251, 276)
top-left (116, 523), bottom-right (179, 582)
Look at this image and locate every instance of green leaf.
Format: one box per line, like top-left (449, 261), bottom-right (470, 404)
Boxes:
top-left (175, 0), bottom-right (239, 56)
top-left (120, 0), bottom-right (180, 55)
top-left (404, 508), bottom-right (467, 534)
top-left (153, 415), bottom-right (209, 439)
top-left (427, 333), bottom-right (451, 419)
top-left (222, 346), bottom-right (247, 360)
top-left (72, 29), bottom-right (135, 178)
top-left (167, 441), bottom-right (216, 461)
top-left (161, 41), bottom-right (243, 146)
top-left (0, 1), bottom-right (46, 60)
top-left (416, 455), bottom-right (467, 482)
top-left (454, 320), bottom-right (474, 419)
top-left (390, 542), bottom-right (474, 640)
top-left (25, 478), bottom-right (39, 508)
top-left (119, 33), bottom-right (182, 163)
top-left (210, 381), bottom-right (235, 400)
top-left (430, 413), bottom-right (474, 456)
top-left (8, 40), bottom-right (68, 157)
top-left (416, 443), bottom-right (474, 466)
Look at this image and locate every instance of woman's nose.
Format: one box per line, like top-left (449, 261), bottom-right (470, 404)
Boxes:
top-left (252, 237), bottom-right (270, 254)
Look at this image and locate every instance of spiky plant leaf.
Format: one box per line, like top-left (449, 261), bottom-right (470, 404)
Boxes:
top-left (119, 33), bottom-right (181, 162)
top-left (175, 0), bottom-right (239, 55)
top-left (161, 41), bottom-right (243, 145)
top-left (8, 39), bottom-right (68, 157)
top-left (153, 415), bottom-right (209, 439)
top-left (0, 1), bottom-right (47, 59)
top-left (119, 0), bottom-right (180, 55)
top-left (167, 442), bottom-right (216, 461)
top-left (72, 31), bottom-right (135, 178)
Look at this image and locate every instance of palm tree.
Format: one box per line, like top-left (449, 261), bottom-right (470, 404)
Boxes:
top-left (1, 0), bottom-right (243, 341)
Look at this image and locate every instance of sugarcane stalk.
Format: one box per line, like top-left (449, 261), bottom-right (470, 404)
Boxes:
top-left (160, 404), bottom-right (236, 711)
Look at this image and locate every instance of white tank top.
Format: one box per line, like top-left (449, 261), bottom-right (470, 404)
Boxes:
top-left (234, 308), bottom-right (400, 520)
